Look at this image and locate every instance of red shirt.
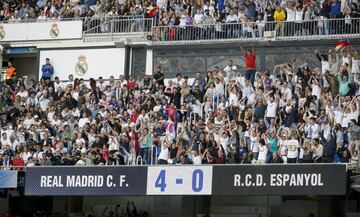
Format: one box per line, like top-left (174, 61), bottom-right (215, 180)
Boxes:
top-left (132, 131), bottom-right (140, 155)
top-left (245, 53), bottom-right (256, 69)
top-left (127, 80), bottom-right (136, 90)
top-left (130, 112), bottom-right (139, 123)
top-left (12, 158), bottom-right (24, 169)
top-left (165, 107), bottom-right (176, 122)
top-left (101, 148), bottom-right (109, 161)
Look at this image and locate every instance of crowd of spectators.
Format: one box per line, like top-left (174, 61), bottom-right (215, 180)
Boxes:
top-left (0, 0), bottom-right (158, 22)
top-left (0, 42), bottom-right (360, 168)
top-left (153, 0), bottom-right (360, 40)
top-left (1, 0), bottom-right (360, 38)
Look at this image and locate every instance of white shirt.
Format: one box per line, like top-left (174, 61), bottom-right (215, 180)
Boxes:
top-left (78, 118), bottom-right (90, 128)
top-left (256, 20), bottom-right (266, 28)
top-left (75, 138), bottom-right (86, 145)
top-left (321, 60), bottom-right (330, 74)
top-left (72, 91), bottom-right (80, 101)
top-left (228, 93), bottom-right (238, 106)
top-left (23, 118), bottom-right (34, 129)
top-left (258, 145), bottom-right (268, 161)
top-left (193, 155), bottom-right (202, 165)
top-left (157, 0), bottom-right (167, 9)
top-left (306, 123), bottom-right (320, 139)
top-left (226, 14), bottom-right (238, 23)
top-left (341, 112), bottom-right (351, 128)
top-left (16, 91), bottom-right (28, 99)
top-left (97, 82), bottom-right (107, 92)
top-left (153, 105), bottom-right (162, 113)
top-left (194, 13), bottom-right (204, 24)
top-left (220, 137), bottom-right (229, 154)
top-left (311, 84), bottom-right (321, 99)
top-left (39, 98), bottom-right (49, 111)
top-left (33, 151), bottom-right (44, 160)
top-left (286, 8), bottom-right (295, 21)
top-left (352, 58), bottom-right (360, 74)
top-left (54, 81), bottom-right (64, 92)
top-left (21, 151), bottom-right (32, 163)
top-left (215, 82), bottom-right (225, 96)
top-left (158, 146), bottom-right (169, 161)
top-left (266, 102), bottom-right (277, 118)
top-left (313, 144), bottom-right (324, 158)
top-left (108, 137), bottom-right (119, 151)
top-left (249, 137), bottom-right (259, 153)
top-left (223, 65), bottom-right (237, 75)
top-left (203, 5), bottom-right (215, 16)
top-left (285, 139), bottom-right (299, 159)
top-left (47, 112), bottom-right (55, 122)
top-left (179, 17), bottom-right (187, 26)
top-left (334, 110), bottom-right (344, 125)
top-left (218, 100), bottom-right (229, 110)
top-left (295, 10), bottom-right (303, 22)
top-left (283, 88), bottom-right (292, 100)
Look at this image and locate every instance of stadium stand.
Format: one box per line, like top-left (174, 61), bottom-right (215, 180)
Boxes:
top-left (0, 0), bottom-right (359, 170)
top-left (0, 41), bottom-right (359, 168)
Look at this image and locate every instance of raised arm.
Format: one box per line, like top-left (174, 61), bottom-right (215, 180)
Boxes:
top-left (239, 43), bottom-right (246, 54)
top-left (314, 50), bottom-right (322, 62)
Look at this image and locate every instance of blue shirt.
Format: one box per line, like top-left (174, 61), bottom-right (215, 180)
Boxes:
top-left (330, 0), bottom-right (341, 18)
top-left (41, 63), bottom-right (54, 79)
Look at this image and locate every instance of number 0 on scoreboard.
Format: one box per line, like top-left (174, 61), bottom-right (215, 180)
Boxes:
top-left (146, 166), bottom-right (213, 195)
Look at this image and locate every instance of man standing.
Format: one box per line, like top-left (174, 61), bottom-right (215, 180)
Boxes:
top-left (5, 62), bottom-right (16, 85)
top-left (274, 6), bottom-right (286, 36)
top-left (53, 76), bottom-right (64, 92)
top-left (41, 58), bottom-right (54, 81)
top-left (239, 43), bottom-right (256, 86)
top-left (153, 66), bottom-right (165, 87)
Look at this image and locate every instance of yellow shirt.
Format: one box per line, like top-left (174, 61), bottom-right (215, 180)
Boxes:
top-left (274, 10), bottom-right (286, 22)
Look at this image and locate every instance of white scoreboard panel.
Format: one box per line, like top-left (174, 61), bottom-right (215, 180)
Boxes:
top-left (146, 166), bottom-right (213, 195)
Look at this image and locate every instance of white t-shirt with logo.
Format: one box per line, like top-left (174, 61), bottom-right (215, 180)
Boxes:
top-left (266, 102), bottom-right (277, 118)
top-left (285, 139), bottom-right (299, 159)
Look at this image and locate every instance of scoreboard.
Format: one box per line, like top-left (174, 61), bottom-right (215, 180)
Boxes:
top-left (146, 166), bottom-right (213, 195)
top-left (24, 164), bottom-right (347, 196)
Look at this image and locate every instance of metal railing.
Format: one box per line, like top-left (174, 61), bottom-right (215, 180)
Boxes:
top-left (136, 155), bottom-right (144, 165)
top-left (83, 16), bottom-right (154, 41)
top-left (84, 17), bottom-right (153, 34)
top-left (0, 15), bottom-right (154, 42)
top-left (151, 18), bottom-right (360, 43)
top-left (150, 144), bottom-right (158, 165)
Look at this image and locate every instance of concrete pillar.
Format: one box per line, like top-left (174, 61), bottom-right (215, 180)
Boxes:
top-left (145, 48), bottom-right (153, 76)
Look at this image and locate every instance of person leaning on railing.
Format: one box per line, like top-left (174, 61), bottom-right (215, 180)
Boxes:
top-left (273, 6), bottom-right (286, 37)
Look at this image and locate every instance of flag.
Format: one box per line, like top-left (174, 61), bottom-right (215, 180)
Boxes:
top-left (335, 39), bottom-right (350, 52)
top-left (148, 5), bottom-right (159, 17)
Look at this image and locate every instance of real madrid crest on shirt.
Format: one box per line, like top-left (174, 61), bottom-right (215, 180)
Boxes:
top-left (75, 55), bottom-right (88, 76)
top-left (50, 23), bottom-right (59, 38)
top-left (0, 26), bottom-right (5, 40)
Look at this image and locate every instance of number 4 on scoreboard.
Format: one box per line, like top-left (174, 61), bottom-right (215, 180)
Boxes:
top-left (155, 170), bottom-right (166, 192)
